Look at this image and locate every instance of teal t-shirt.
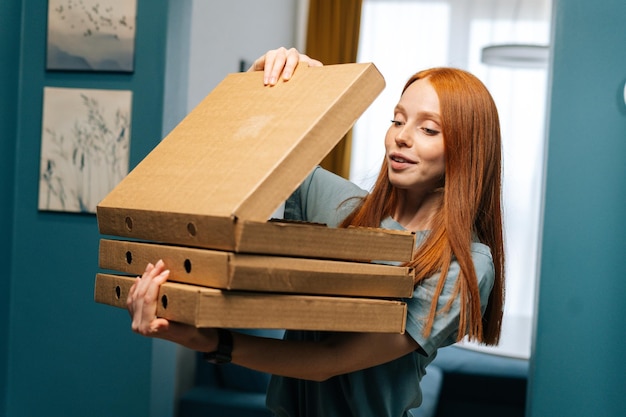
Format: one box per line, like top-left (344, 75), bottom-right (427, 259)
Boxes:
top-left (266, 167), bottom-right (495, 417)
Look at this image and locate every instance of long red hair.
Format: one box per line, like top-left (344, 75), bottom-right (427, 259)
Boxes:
top-left (341, 68), bottom-right (504, 345)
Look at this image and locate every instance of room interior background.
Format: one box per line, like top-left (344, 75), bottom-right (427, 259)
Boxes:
top-left (1, 1), bottom-right (624, 416)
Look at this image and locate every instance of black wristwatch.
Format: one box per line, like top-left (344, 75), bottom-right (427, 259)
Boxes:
top-left (203, 328), bottom-right (233, 364)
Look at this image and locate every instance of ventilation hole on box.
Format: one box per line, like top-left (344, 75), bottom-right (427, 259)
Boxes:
top-left (125, 251), bottom-right (132, 264)
top-left (187, 222), bottom-right (197, 237)
top-left (125, 216), bottom-right (133, 231)
top-left (115, 286), bottom-right (121, 299)
top-left (184, 259), bottom-right (192, 273)
top-left (161, 294), bottom-right (168, 309)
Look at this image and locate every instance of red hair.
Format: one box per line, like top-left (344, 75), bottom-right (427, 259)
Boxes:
top-left (341, 68), bottom-right (504, 345)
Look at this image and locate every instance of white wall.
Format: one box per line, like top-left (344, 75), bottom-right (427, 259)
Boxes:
top-left (186, 0), bottom-right (302, 111)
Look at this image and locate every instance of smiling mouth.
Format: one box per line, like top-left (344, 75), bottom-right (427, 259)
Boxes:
top-left (390, 154), bottom-right (416, 164)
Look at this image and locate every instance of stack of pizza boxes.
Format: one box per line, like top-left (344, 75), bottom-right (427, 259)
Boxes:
top-left (94, 63), bottom-right (416, 334)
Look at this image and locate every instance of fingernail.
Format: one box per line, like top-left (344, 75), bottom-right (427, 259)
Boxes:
top-left (269, 76), bottom-right (277, 85)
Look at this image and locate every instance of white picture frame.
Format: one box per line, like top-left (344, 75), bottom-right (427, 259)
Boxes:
top-left (39, 87), bottom-right (132, 213)
top-left (46, 0), bottom-right (137, 72)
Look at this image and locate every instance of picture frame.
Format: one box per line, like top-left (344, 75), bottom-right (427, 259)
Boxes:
top-left (46, 0), bottom-right (137, 72)
top-left (38, 87), bottom-right (132, 214)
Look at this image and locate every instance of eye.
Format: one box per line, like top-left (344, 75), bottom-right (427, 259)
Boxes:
top-left (421, 127), bottom-right (440, 136)
top-left (390, 119), bottom-right (404, 127)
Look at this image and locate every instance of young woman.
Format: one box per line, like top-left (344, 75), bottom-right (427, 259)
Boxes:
top-left (127, 47), bottom-right (505, 416)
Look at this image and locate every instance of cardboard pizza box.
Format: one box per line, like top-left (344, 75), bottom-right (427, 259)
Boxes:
top-left (96, 63), bottom-right (415, 262)
top-left (98, 238), bottom-right (415, 298)
top-left (95, 273), bottom-right (407, 333)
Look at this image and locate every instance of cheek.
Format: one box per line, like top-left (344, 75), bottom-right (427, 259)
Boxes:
top-left (425, 144), bottom-right (446, 173)
top-left (383, 129), bottom-right (394, 152)
top-left (436, 155), bottom-right (446, 176)
top-left (423, 141), bottom-right (445, 161)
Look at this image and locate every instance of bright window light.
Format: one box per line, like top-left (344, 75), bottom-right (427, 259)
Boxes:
top-left (353, 0), bottom-right (552, 358)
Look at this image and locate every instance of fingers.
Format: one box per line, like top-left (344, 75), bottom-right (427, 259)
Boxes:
top-left (277, 47), bottom-right (302, 83)
top-left (126, 261), bottom-right (217, 350)
top-left (264, 47), bottom-right (292, 85)
top-left (249, 47), bottom-right (324, 86)
top-left (127, 259), bottom-right (171, 337)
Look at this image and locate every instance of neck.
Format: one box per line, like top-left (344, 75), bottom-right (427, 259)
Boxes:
top-left (393, 188), bottom-right (443, 232)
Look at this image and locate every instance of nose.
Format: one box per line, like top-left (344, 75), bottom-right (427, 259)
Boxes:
top-left (394, 125), bottom-right (412, 148)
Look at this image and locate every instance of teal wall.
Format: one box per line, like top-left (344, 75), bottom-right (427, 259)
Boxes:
top-left (0, 0), bottom-right (21, 412)
top-left (3, 0), bottom-right (169, 416)
top-left (528, 0), bottom-right (626, 416)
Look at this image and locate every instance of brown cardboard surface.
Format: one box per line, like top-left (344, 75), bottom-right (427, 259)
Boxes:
top-left (235, 220), bottom-right (415, 262)
top-left (95, 216), bottom-right (415, 262)
top-left (95, 63), bottom-right (414, 260)
top-left (95, 273), bottom-right (407, 333)
top-left (99, 239), bottom-right (415, 298)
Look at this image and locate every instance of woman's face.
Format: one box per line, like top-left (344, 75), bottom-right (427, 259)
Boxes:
top-left (385, 78), bottom-right (445, 195)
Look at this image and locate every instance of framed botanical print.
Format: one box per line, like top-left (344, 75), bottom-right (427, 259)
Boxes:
top-left (39, 87), bottom-right (132, 213)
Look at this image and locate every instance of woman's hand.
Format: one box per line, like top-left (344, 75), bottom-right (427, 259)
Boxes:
top-left (127, 260), bottom-right (218, 351)
top-left (127, 259), bottom-right (171, 337)
top-left (248, 47), bottom-right (323, 86)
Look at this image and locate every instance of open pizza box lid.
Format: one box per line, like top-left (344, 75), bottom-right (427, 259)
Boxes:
top-left (96, 63), bottom-right (415, 262)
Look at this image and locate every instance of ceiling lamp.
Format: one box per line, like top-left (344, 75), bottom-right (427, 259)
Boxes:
top-left (481, 44), bottom-right (550, 68)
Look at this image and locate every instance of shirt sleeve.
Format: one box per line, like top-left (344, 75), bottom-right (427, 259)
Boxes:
top-left (283, 166), bottom-right (368, 226)
top-left (404, 242), bottom-right (495, 357)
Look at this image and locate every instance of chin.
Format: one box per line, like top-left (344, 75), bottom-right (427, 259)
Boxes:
top-left (388, 176), bottom-right (412, 190)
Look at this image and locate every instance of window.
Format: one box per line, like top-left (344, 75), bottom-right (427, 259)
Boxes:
top-left (353, 0), bottom-right (552, 358)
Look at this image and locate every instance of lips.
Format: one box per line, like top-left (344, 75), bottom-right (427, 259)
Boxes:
top-left (389, 153), bottom-right (417, 166)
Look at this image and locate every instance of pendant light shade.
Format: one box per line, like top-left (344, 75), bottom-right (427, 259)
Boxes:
top-left (481, 44), bottom-right (549, 68)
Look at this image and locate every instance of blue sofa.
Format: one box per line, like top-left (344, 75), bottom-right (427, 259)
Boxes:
top-left (427, 346), bottom-right (529, 417)
top-left (177, 329), bottom-right (283, 417)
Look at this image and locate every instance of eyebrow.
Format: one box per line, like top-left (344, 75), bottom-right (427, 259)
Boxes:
top-left (394, 104), bottom-right (442, 123)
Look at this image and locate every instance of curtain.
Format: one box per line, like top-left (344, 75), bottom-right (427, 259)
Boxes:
top-left (305, 0), bottom-right (363, 179)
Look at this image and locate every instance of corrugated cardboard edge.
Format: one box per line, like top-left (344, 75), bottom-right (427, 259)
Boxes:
top-left (98, 239), bottom-right (415, 298)
top-left (194, 290), bottom-right (406, 333)
top-left (98, 238), bottom-right (232, 288)
top-left (236, 220), bottom-right (415, 262)
top-left (95, 273), bottom-right (407, 333)
top-left (94, 273), bottom-right (200, 325)
top-left (228, 254), bottom-right (414, 298)
top-left (96, 209), bottom-right (238, 252)
top-left (97, 214), bottom-right (415, 262)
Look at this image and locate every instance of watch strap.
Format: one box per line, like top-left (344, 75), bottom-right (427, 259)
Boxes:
top-left (203, 328), bottom-right (233, 364)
